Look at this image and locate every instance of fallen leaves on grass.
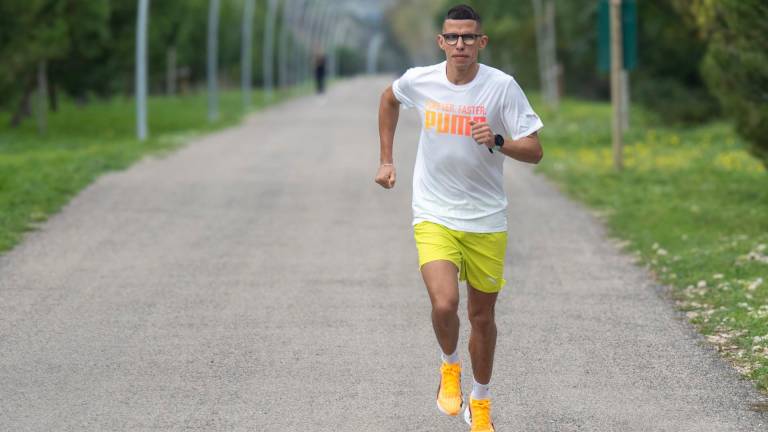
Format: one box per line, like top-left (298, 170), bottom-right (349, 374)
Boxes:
top-left (738, 244), bottom-right (768, 265)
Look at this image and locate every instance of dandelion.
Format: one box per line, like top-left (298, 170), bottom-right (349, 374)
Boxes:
top-left (697, 280), bottom-right (707, 289)
top-left (657, 248), bottom-right (668, 256)
top-left (713, 273), bottom-right (724, 279)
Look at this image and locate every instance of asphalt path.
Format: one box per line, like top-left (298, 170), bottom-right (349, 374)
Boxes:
top-left (1, 76), bottom-right (767, 431)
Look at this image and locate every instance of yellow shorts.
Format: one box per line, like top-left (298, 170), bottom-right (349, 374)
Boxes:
top-left (413, 221), bottom-right (507, 293)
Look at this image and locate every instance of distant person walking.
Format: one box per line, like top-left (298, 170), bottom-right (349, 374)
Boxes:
top-left (314, 53), bottom-right (327, 94)
top-left (375, 4), bottom-right (543, 431)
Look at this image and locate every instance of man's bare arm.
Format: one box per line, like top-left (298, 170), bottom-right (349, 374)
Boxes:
top-left (375, 85), bottom-right (400, 189)
top-left (498, 132), bottom-right (543, 164)
top-left (469, 121), bottom-right (543, 164)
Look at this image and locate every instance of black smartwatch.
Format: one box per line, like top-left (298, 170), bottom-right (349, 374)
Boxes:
top-left (494, 134), bottom-right (505, 149)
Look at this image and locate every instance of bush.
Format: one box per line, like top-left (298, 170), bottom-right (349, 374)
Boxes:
top-left (699, 1), bottom-right (768, 162)
top-left (633, 77), bottom-right (720, 125)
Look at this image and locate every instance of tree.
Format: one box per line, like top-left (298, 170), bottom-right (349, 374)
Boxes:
top-left (675, 0), bottom-right (768, 160)
top-left (0, 0), bottom-right (72, 124)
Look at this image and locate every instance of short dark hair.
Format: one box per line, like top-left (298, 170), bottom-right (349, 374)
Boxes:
top-left (445, 4), bottom-right (482, 26)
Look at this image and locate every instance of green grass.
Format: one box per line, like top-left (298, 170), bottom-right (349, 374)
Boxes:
top-left (534, 97), bottom-right (768, 393)
top-left (0, 85), bottom-right (309, 253)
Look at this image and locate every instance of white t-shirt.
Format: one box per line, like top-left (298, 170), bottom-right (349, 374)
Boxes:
top-left (392, 61), bottom-right (543, 233)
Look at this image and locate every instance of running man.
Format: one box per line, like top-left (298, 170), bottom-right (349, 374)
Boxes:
top-left (375, 4), bottom-right (543, 431)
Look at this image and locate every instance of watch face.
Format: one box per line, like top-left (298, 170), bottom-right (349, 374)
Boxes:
top-left (495, 134), bottom-right (504, 146)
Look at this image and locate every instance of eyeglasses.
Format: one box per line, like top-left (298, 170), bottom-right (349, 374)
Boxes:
top-left (441, 33), bottom-right (483, 46)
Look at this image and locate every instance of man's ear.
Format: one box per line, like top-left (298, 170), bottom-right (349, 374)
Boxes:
top-left (479, 35), bottom-right (489, 49)
top-left (436, 34), bottom-right (444, 50)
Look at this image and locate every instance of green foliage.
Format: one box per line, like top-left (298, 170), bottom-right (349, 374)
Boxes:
top-left (335, 47), bottom-right (365, 77)
top-left (49, 1), bottom-right (114, 98)
top-left (0, 0), bottom-right (74, 107)
top-left (0, 0), bottom-right (272, 121)
top-left (632, 78), bottom-right (718, 125)
top-left (631, 0), bottom-right (719, 124)
top-left (697, 1), bottom-right (768, 161)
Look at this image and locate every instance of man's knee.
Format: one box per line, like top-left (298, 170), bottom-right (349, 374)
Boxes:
top-left (468, 308), bottom-right (495, 330)
top-left (433, 297), bottom-right (459, 318)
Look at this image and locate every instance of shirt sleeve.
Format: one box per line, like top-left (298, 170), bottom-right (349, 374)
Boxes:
top-left (392, 69), bottom-right (417, 109)
top-left (501, 78), bottom-right (544, 140)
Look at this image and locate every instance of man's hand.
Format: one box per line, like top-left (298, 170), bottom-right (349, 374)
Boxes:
top-left (469, 120), bottom-right (495, 150)
top-left (375, 163), bottom-right (396, 189)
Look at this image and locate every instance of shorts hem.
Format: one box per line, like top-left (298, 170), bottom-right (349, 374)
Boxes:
top-left (467, 277), bottom-right (506, 294)
top-left (418, 257), bottom-right (461, 274)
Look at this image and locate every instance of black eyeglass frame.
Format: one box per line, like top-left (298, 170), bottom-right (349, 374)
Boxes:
top-left (440, 33), bottom-right (484, 46)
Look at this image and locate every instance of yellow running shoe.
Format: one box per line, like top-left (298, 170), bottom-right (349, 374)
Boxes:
top-left (436, 362), bottom-right (464, 416)
top-left (464, 397), bottom-right (495, 432)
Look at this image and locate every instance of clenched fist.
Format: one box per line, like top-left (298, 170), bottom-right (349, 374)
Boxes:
top-left (375, 163), bottom-right (396, 189)
top-left (469, 120), bottom-right (495, 150)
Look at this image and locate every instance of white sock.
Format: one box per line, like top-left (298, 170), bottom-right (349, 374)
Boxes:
top-left (471, 377), bottom-right (491, 400)
top-left (441, 348), bottom-right (460, 364)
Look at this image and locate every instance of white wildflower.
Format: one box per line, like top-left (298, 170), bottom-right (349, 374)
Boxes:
top-left (747, 277), bottom-right (763, 291)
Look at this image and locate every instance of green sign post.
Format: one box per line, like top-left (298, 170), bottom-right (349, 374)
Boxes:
top-left (598, 0), bottom-right (637, 72)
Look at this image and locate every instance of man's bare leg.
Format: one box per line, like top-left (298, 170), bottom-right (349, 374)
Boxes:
top-left (466, 283), bottom-right (498, 384)
top-left (421, 260), bottom-right (460, 355)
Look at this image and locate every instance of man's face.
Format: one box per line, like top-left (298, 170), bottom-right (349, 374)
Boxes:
top-left (438, 19), bottom-right (488, 68)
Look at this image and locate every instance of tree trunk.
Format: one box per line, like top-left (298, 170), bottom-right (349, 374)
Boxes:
top-left (48, 81), bottom-right (58, 112)
top-left (166, 46), bottom-right (177, 95)
top-left (621, 69), bottom-right (630, 129)
top-left (10, 75), bottom-right (36, 128)
top-left (35, 60), bottom-right (48, 134)
top-left (545, 0), bottom-right (559, 108)
top-left (532, 0), bottom-right (548, 100)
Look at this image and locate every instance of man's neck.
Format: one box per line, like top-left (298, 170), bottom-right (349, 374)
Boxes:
top-left (445, 62), bottom-right (480, 85)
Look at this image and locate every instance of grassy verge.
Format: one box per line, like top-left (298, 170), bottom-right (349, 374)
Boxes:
top-left (0, 85), bottom-right (308, 253)
top-left (534, 97), bottom-right (768, 393)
